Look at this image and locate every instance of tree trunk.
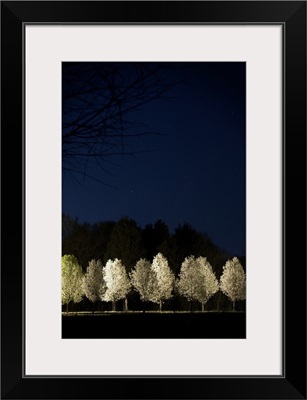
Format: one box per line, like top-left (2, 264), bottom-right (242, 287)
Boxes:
top-left (233, 301), bottom-right (236, 311)
top-left (159, 299), bottom-right (162, 312)
top-left (92, 302), bottom-right (95, 315)
top-left (112, 300), bottom-right (116, 312)
top-left (66, 302), bottom-right (69, 313)
top-left (202, 303), bottom-right (204, 312)
top-left (123, 297), bottom-right (128, 312)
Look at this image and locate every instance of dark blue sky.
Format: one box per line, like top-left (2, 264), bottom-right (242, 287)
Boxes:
top-left (62, 62), bottom-right (246, 256)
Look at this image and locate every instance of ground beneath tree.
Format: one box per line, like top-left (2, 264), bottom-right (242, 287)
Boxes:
top-left (62, 312), bottom-right (245, 339)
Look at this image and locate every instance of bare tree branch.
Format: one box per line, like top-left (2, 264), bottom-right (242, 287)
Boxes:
top-left (62, 62), bottom-right (177, 184)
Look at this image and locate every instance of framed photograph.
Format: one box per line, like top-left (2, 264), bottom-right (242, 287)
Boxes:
top-left (1, 1), bottom-right (306, 399)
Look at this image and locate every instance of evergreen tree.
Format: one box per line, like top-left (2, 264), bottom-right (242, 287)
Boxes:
top-left (89, 221), bottom-right (115, 261)
top-left (104, 217), bottom-right (145, 272)
top-left (172, 223), bottom-right (208, 275)
top-left (142, 220), bottom-right (171, 261)
top-left (62, 221), bottom-right (92, 271)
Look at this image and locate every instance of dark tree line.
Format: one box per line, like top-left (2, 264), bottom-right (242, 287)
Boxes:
top-left (63, 214), bottom-right (245, 277)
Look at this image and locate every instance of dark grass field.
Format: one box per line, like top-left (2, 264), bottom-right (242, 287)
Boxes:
top-left (62, 312), bottom-right (246, 339)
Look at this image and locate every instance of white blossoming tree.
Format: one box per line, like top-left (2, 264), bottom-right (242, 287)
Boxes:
top-left (83, 259), bottom-right (106, 313)
top-left (130, 258), bottom-right (159, 311)
top-left (177, 256), bottom-right (218, 311)
top-left (220, 257), bottom-right (246, 311)
top-left (177, 256), bottom-right (201, 305)
top-left (62, 254), bottom-right (84, 312)
top-left (103, 259), bottom-right (131, 311)
top-left (195, 257), bottom-right (219, 311)
top-left (151, 253), bottom-right (175, 311)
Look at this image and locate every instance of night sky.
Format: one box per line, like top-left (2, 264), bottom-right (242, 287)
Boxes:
top-left (62, 62), bottom-right (246, 256)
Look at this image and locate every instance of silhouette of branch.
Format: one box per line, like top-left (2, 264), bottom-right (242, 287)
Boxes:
top-left (62, 62), bottom-right (177, 184)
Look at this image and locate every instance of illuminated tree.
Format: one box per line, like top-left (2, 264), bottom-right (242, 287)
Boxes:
top-left (61, 254), bottom-right (84, 312)
top-left (130, 258), bottom-right (158, 309)
top-left (220, 257), bottom-right (246, 311)
top-left (103, 259), bottom-right (131, 311)
top-left (195, 257), bottom-right (219, 311)
top-left (83, 259), bottom-right (106, 313)
top-left (177, 256), bottom-right (200, 304)
top-left (151, 253), bottom-right (175, 311)
top-left (178, 256), bottom-right (219, 311)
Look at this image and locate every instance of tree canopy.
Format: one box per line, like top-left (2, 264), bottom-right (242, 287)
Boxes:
top-left (83, 259), bottom-right (105, 305)
top-left (130, 258), bottom-right (158, 303)
top-left (103, 258), bottom-right (131, 311)
top-left (62, 255), bottom-right (84, 310)
top-left (151, 253), bottom-right (175, 310)
top-left (104, 217), bottom-right (145, 272)
top-left (220, 257), bottom-right (246, 310)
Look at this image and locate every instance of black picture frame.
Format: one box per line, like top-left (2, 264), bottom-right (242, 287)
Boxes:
top-left (1, 1), bottom-right (306, 399)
